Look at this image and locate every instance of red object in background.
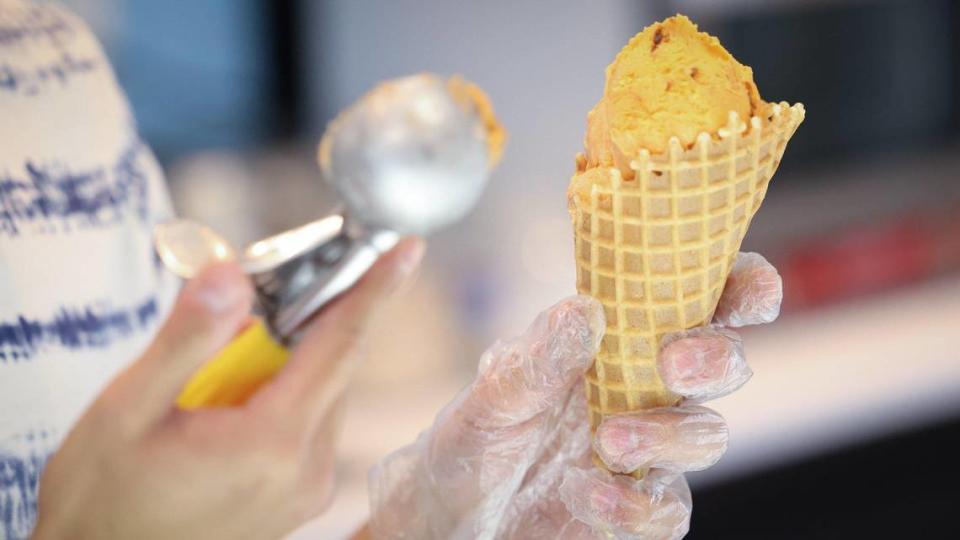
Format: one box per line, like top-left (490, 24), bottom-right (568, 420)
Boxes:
top-left (778, 202), bottom-right (960, 310)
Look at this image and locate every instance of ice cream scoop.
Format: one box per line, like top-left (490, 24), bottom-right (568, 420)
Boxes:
top-left (156, 73), bottom-right (504, 408)
top-left (320, 74), bottom-right (503, 235)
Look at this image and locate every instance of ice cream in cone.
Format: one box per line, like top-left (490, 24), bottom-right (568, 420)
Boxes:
top-left (568, 16), bottom-right (804, 449)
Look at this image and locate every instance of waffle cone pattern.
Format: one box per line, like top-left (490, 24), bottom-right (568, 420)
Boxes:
top-left (570, 102), bottom-right (805, 432)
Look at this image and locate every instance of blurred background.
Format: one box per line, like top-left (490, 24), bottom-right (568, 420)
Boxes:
top-left (64, 0), bottom-right (960, 537)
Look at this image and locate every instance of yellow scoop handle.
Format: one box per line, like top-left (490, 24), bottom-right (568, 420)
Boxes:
top-left (176, 320), bottom-right (289, 409)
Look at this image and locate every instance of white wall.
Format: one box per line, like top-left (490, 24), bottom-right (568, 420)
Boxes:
top-left (304, 0), bottom-right (655, 344)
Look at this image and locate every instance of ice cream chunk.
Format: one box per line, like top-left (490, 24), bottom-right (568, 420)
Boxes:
top-left (448, 76), bottom-right (507, 167)
top-left (585, 15), bottom-right (767, 171)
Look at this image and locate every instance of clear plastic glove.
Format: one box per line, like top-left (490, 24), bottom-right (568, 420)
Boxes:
top-left (367, 252), bottom-right (781, 540)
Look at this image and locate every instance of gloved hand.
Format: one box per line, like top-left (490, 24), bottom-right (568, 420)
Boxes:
top-left (367, 252), bottom-right (781, 540)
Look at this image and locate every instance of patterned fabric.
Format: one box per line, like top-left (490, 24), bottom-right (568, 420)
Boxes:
top-left (0, 1), bottom-right (177, 537)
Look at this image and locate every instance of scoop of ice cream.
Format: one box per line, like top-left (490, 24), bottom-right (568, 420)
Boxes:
top-left (585, 14), bottom-right (767, 170)
top-left (447, 76), bottom-right (507, 167)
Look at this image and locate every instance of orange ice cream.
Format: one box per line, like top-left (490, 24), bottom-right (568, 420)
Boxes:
top-left (585, 15), bottom-right (768, 174)
top-left (448, 76), bottom-right (507, 167)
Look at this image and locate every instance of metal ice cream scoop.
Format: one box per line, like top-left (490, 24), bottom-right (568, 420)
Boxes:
top-left (156, 73), bottom-right (498, 343)
top-left (155, 74), bottom-right (500, 409)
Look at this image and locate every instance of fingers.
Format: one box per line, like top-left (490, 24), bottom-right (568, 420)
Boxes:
top-left (256, 238), bottom-right (424, 422)
top-left (559, 468), bottom-right (691, 540)
top-left (594, 406), bottom-right (728, 474)
top-left (658, 326), bottom-right (751, 402)
top-left (113, 262), bottom-right (254, 427)
top-left (494, 391), bottom-right (597, 540)
top-left (465, 295), bottom-right (604, 428)
top-left (714, 252), bottom-right (782, 328)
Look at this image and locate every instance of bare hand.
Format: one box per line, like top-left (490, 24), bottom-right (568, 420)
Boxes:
top-left (32, 239), bottom-right (425, 540)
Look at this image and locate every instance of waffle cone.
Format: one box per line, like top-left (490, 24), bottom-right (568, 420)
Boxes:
top-left (570, 103), bottom-right (805, 440)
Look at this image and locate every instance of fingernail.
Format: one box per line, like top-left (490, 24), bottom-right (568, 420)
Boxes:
top-left (596, 417), bottom-right (665, 473)
top-left (589, 484), bottom-right (621, 518)
top-left (660, 329), bottom-right (750, 400)
top-left (660, 340), bottom-right (705, 385)
top-left (398, 239), bottom-right (425, 277)
top-left (660, 336), bottom-right (727, 389)
top-left (547, 296), bottom-right (605, 375)
top-left (577, 296), bottom-right (607, 354)
top-left (193, 265), bottom-right (248, 314)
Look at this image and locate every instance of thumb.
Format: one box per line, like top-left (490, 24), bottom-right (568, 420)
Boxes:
top-left (465, 295), bottom-right (605, 428)
top-left (110, 262), bottom-right (254, 427)
top-left (376, 297), bottom-right (604, 533)
top-left (423, 296), bottom-right (603, 484)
